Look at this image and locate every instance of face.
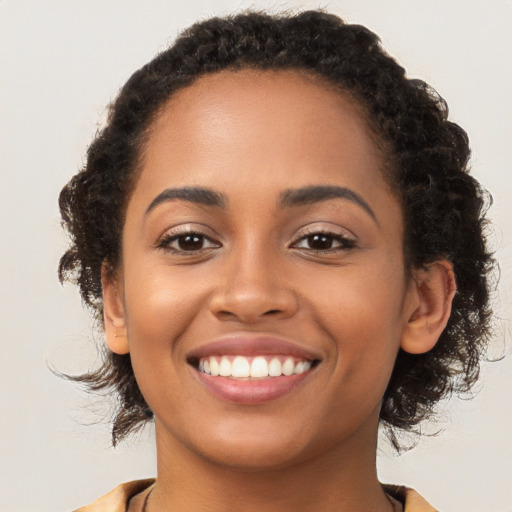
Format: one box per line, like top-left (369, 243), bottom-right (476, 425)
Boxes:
top-left (107, 70), bottom-right (420, 470)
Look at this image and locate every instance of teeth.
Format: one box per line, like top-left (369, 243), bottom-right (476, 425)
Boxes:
top-left (250, 356), bottom-right (269, 378)
top-left (232, 356), bottom-right (250, 377)
top-left (282, 358), bottom-right (295, 376)
top-left (219, 356), bottom-right (231, 377)
top-left (268, 357), bottom-right (282, 377)
top-left (210, 357), bottom-right (220, 376)
top-left (198, 355), bottom-right (313, 378)
top-left (294, 361), bottom-right (305, 374)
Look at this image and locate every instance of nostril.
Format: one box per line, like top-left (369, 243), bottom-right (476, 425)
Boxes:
top-left (209, 289), bottom-right (298, 323)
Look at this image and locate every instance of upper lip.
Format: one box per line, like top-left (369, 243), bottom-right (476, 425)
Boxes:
top-left (186, 334), bottom-right (323, 362)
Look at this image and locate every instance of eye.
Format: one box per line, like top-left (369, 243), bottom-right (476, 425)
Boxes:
top-left (158, 231), bottom-right (220, 254)
top-left (292, 232), bottom-right (356, 252)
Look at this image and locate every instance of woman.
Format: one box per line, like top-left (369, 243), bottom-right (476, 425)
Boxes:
top-left (59, 10), bottom-right (493, 512)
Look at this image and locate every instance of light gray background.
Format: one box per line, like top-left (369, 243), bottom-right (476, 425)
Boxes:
top-left (1, 1), bottom-right (511, 511)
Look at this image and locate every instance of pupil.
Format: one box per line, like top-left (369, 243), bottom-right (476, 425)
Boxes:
top-left (179, 235), bottom-right (203, 250)
top-left (309, 234), bottom-right (332, 249)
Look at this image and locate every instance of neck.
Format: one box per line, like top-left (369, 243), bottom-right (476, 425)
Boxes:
top-left (147, 416), bottom-right (393, 512)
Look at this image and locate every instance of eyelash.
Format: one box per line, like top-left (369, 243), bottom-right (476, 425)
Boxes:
top-left (290, 230), bottom-right (356, 254)
top-left (157, 229), bottom-right (220, 254)
top-left (157, 229), bottom-right (357, 255)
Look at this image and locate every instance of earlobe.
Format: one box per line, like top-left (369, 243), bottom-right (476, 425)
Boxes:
top-left (401, 261), bottom-right (456, 355)
top-left (102, 262), bottom-right (130, 355)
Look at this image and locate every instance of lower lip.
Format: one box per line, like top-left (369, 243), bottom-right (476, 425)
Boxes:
top-left (194, 368), bottom-right (314, 405)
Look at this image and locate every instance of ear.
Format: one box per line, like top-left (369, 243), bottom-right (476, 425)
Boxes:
top-left (401, 261), bottom-right (456, 355)
top-left (102, 262), bottom-right (129, 355)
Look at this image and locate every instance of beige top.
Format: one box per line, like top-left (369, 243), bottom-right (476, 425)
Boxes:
top-left (74, 479), bottom-right (439, 512)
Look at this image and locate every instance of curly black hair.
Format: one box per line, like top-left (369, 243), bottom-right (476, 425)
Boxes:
top-left (58, 10), bottom-right (494, 449)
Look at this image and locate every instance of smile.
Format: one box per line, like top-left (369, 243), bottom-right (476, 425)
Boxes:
top-left (188, 335), bottom-right (321, 404)
top-left (198, 355), bottom-right (313, 379)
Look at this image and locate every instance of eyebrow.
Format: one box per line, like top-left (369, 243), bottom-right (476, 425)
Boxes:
top-left (145, 186), bottom-right (227, 215)
top-left (145, 184), bottom-right (377, 224)
top-left (279, 185), bottom-right (377, 223)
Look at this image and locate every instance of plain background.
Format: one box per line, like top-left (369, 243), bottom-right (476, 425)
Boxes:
top-left (1, 1), bottom-right (511, 511)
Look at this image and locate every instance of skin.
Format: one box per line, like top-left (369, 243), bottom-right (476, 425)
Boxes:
top-left (103, 70), bottom-right (455, 511)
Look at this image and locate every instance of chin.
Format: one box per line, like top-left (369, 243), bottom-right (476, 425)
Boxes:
top-left (199, 439), bottom-right (313, 473)
top-left (187, 416), bottom-right (342, 473)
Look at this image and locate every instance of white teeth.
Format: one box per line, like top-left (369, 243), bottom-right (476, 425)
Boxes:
top-left (294, 361), bottom-right (305, 374)
top-left (268, 357), bottom-right (282, 377)
top-left (198, 355), bottom-right (314, 378)
top-left (250, 356), bottom-right (269, 378)
top-left (219, 356), bottom-right (231, 377)
top-left (210, 357), bottom-right (219, 376)
top-left (282, 357), bottom-right (295, 376)
top-left (232, 356), bottom-right (250, 377)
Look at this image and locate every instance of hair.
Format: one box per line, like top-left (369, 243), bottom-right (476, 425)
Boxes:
top-left (58, 9), bottom-right (494, 450)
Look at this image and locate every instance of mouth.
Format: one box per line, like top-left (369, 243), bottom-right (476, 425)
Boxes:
top-left (187, 336), bottom-right (322, 404)
top-left (194, 355), bottom-right (318, 379)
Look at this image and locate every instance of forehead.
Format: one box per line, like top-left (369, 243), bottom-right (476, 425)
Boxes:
top-left (132, 69), bottom-right (396, 215)
top-left (148, 69), bottom-right (379, 161)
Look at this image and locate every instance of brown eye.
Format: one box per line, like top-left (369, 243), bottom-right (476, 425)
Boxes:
top-left (306, 234), bottom-right (335, 250)
top-left (178, 234), bottom-right (204, 250)
top-left (292, 231), bottom-right (356, 252)
top-left (158, 231), bottom-right (221, 254)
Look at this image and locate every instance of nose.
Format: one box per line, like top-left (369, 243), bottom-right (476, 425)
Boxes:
top-left (209, 248), bottom-right (299, 324)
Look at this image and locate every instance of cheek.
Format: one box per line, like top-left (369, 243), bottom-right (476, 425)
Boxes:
top-left (304, 257), bottom-right (406, 387)
top-left (306, 254), bottom-right (406, 331)
top-left (122, 264), bottom-right (209, 358)
top-left (121, 265), bottom-right (212, 418)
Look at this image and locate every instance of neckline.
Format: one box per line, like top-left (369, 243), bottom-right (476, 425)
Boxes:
top-left (126, 480), bottom-right (408, 512)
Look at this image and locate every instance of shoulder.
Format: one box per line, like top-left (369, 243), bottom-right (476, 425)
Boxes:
top-left (73, 479), bottom-right (155, 512)
top-left (384, 484), bottom-right (439, 512)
